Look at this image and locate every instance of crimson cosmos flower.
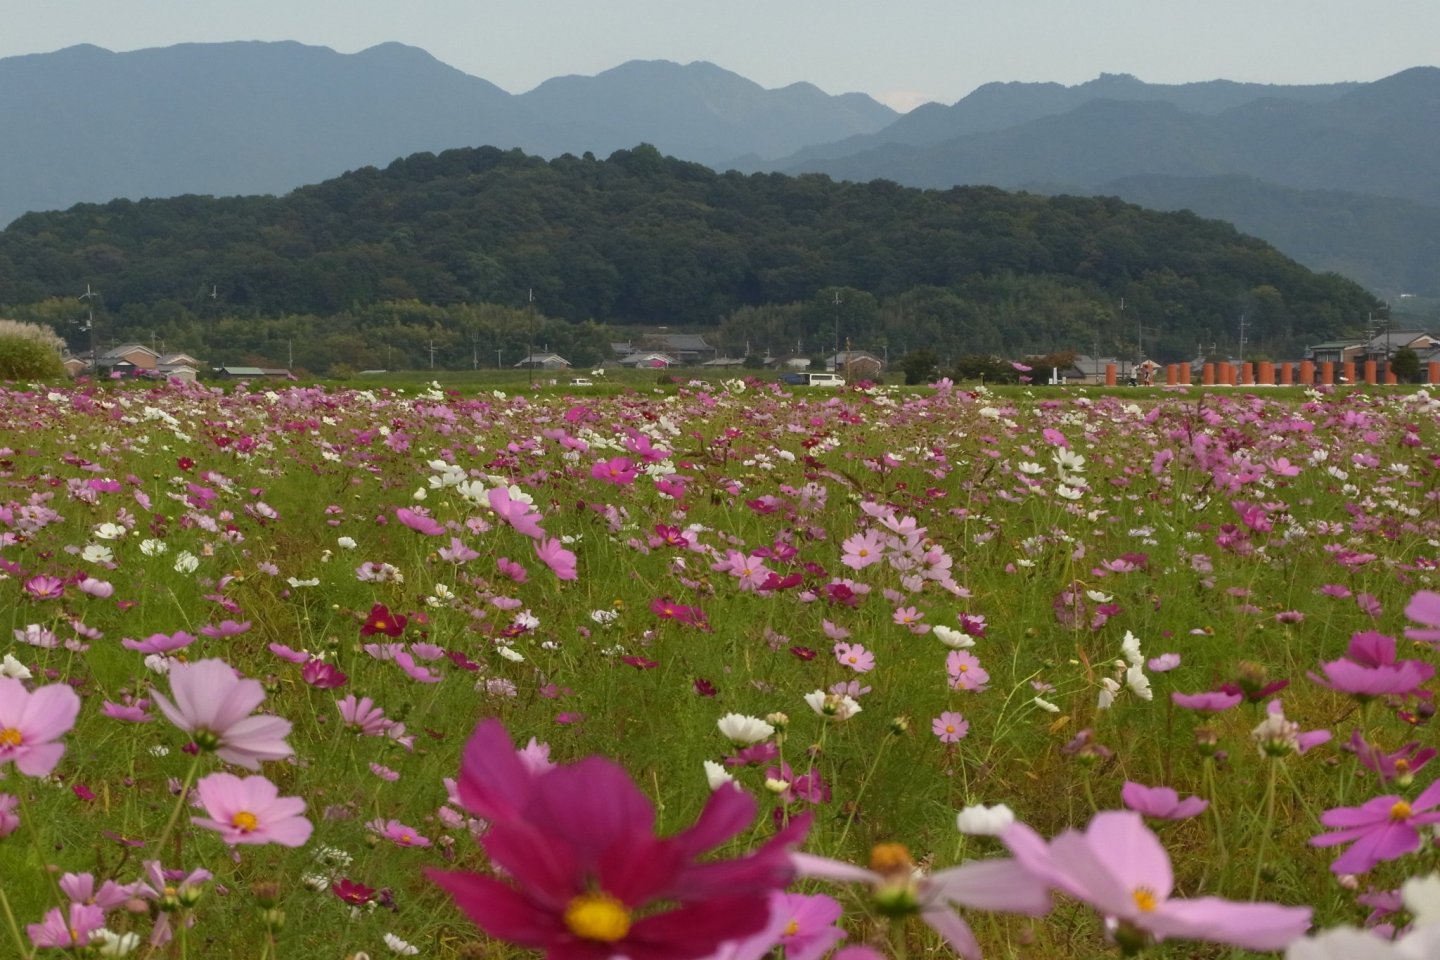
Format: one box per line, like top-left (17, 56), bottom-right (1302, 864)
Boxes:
top-left (428, 719), bottom-right (808, 960)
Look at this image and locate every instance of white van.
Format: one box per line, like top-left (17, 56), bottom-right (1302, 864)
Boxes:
top-left (781, 372), bottom-right (846, 388)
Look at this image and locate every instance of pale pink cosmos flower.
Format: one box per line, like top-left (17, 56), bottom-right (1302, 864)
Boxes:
top-left (933, 712), bottom-right (970, 743)
top-left (1002, 811), bottom-right (1311, 952)
top-left (200, 619), bottom-right (252, 639)
top-left (1404, 590), bottom-right (1440, 644)
top-left (337, 694), bottom-right (391, 736)
top-left (834, 642), bottom-right (876, 673)
top-left (370, 762), bottom-right (400, 781)
top-left (101, 698), bottom-right (153, 723)
top-left (0, 677), bottom-right (81, 777)
top-left (840, 530), bottom-right (885, 570)
top-left (534, 537), bottom-right (578, 581)
top-left (121, 630), bottom-right (196, 655)
top-left (191, 772), bottom-right (312, 847)
top-left (149, 659), bottom-right (293, 769)
top-left (0, 793), bottom-right (18, 837)
top-left (947, 650), bottom-right (989, 692)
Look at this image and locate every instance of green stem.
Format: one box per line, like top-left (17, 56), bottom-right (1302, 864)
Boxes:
top-left (0, 884), bottom-right (33, 960)
top-left (1202, 757), bottom-right (1229, 874)
top-left (155, 753), bottom-right (204, 855)
top-left (1250, 759), bottom-right (1280, 900)
top-left (834, 732), bottom-right (893, 853)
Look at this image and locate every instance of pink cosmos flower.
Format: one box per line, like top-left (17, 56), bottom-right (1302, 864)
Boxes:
top-left (191, 772), bottom-right (313, 847)
top-left (337, 695), bottom-right (392, 736)
top-left (535, 537), bottom-right (578, 581)
top-left (947, 650), bottom-right (989, 692)
top-left (101, 698), bottom-right (153, 723)
top-left (0, 677), bottom-right (81, 777)
top-left (23, 575), bottom-right (65, 601)
top-left (360, 603), bottom-right (408, 637)
top-left (428, 719), bottom-right (809, 960)
top-left (0, 793), bottom-right (19, 837)
top-left (591, 455), bottom-right (640, 486)
top-left (150, 659), bottom-right (293, 769)
top-left (1003, 811), bottom-right (1311, 952)
top-left (1343, 730), bottom-right (1436, 785)
top-left (27, 903), bottom-right (105, 949)
top-left (121, 630), bottom-right (196, 655)
top-left (746, 892), bottom-right (845, 960)
top-left (439, 537), bottom-right (481, 564)
top-left (1404, 589), bottom-right (1440, 644)
top-left (301, 658), bottom-right (348, 688)
top-left (1308, 631), bottom-right (1434, 698)
top-left (268, 642), bottom-right (311, 663)
top-left (1147, 653), bottom-right (1182, 672)
top-left (369, 817), bottom-right (431, 847)
top-left (487, 486), bottom-right (546, 539)
top-left (933, 712), bottom-right (969, 743)
top-left (59, 872), bottom-right (133, 910)
top-left (1120, 781), bottom-right (1209, 820)
top-left (1311, 778), bottom-right (1440, 874)
top-left (395, 506), bottom-right (446, 535)
top-left (1171, 690), bottom-right (1243, 712)
top-left (833, 643), bottom-right (875, 673)
top-left (200, 619), bottom-right (252, 639)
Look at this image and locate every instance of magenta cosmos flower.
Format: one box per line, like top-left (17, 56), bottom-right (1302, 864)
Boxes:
top-left (1308, 631), bottom-right (1435, 699)
top-left (1002, 811), bottom-right (1311, 952)
top-left (1403, 589), bottom-right (1440, 644)
top-left (191, 772), bottom-right (312, 846)
top-left (1310, 778), bottom-right (1440, 874)
top-left (0, 677), bottom-right (81, 777)
top-left (150, 659), bottom-right (293, 769)
top-left (1120, 781), bottom-right (1209, 820)
top-left (427, 719), bottom-right (808, 960)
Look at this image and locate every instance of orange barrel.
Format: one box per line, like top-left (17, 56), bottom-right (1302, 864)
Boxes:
top-left (1166, 364), bottom-right (1178, 385)
top-left (1105, 363), bottom-right (1117, 386)
top-left (1343, 360), bottom-right (1357, 385)
top-left (1363, 360), bottom-right (1377, 384)
top-left (1258, 361), bottom-right (1274, 385)
top-left (1321, 361), bottom-right (1335, 385)
top-left (1278, 362), bottom-right (1293, 386)
top-left (1429, 361), bottom-right (1440, 384)
top-left (1202, 363), bottom-right (1215, 385)
top-left (1299, 360), bottom-right (1315, 385)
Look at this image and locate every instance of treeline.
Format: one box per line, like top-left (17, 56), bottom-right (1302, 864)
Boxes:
top-left (0, 144), bottom-right (1381, 365)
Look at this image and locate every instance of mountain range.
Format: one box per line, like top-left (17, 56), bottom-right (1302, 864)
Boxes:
top-left (2, 42), bottom-right (1439, 297)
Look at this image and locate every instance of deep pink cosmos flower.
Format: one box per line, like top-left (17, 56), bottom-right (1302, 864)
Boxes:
top-left (1003, 811), bottom-right (1311, 952)
top-left (1343, 730), bottom-right (1436, 785)
top-left (428, 719), bottom-right (808, 960)
top-left (1120, 781), bottom-right (1209, 820)
top-left (300, 658), bottom-right (348, 689)
top-left (487, 486), bottom-right (546, 539)
top-left (1311, 778), bottom-right (1440, 874)
top-left (0, 677), bottom-right (81, 777)
top-left (191, 772), bottom-right (313, 847)
top-left (359, 603), bottom-right (408, 638)
top-left (592, 455), bottom-right (640, 486)
top-left (150, 658), bottom-right (293, 769)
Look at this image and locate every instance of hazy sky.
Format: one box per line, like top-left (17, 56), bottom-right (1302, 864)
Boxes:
top-left (3, 1), bottom-right (1436, 111)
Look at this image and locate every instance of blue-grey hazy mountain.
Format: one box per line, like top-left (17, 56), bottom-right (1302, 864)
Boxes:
top-left (0, 42), bottom-right (895, 225)
top-left (746, 72), bottom-right (1358, 171)
top-left (1091, 174), bottom-right (1440, 298)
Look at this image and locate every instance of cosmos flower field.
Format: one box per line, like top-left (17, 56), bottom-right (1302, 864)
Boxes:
top-left (1, 375), bottom-right (1439, 959)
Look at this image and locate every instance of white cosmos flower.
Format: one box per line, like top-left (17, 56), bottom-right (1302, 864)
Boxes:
top-left (716, 713), bottom-right (775, 745)
top-left (337, 536), bottom-right (357, 549)
top-left (384, 932), bottom-right (419, 955)
top-left (1, 653), bottom-right (32, 679)
top-left (1125, 664), bottom-right (1152, 701)
top-left (93, 522), bottom-right (127, 540)
top-left (804, 690), bottom-right (862, 721)
top-left (1032, 696), bottom-right (1060, 713)
top-left (955, 803), bottom-right (1015, 836)
top-left (496, 646), bottom-right (525, 663)
top-left (1055, 484), bottom-right (1083, 501)
top-left (82, 544), bottom-right (114, 564)
top-left (1015, 461), bottom-right (1045, 475)
top-left (172, 551), bottom-right (200, 573)
top-left (92, 928), bottom-right (141, 957)
top-left (1096, 677), bottom-right (1121, 710)
top-left (139, 539), bottom-right (168, 556)
top-left (703, 760), bottom-right (734, 790)
top-left (932, 625), bottom-right (976, 649)
top-left (1119, 630), bottom-right (1144, 668)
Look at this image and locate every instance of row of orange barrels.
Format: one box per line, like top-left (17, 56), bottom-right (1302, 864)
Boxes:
top-left (1102, 360), bottom-right (1440, 387)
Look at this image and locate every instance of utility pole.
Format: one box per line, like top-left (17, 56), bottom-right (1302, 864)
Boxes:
top-left (831, 290), bottom-right (842, 361)
top-left (527, 288), bottom-right (536, 387)
top-left (427, 341), bottom-right (438, 370)
top-left (79, 284), bottom-right (100, 369)
top-left (1238, 313), bottom-right (1247, 364)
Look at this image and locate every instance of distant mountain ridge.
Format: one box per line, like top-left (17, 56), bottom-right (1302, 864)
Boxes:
top-left (0, 41), bottom-right (896, 226)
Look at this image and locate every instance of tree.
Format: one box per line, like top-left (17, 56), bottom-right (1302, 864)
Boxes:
top-left (897, 349), bottom-right (939, 385)
top-left (1390, 346), bottom-right (1421, 383)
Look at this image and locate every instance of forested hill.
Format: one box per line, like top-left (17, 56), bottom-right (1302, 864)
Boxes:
top-left (0, 144), bottom-right (1378, 360)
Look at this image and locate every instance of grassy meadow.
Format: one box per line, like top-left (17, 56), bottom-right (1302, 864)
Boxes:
top-left (0, 373), bottom-right (1437, 959)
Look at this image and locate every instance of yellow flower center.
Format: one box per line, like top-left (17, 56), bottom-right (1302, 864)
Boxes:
top-left (868, 842), bottom-right (914, 875)
top-left (1132, 888), bottom-right (1160, 913)
top-left (1391, 801), bottom-right (1413, 821)
top-left (945, 724), bottom-right (957, 734)
top-left (1395, 759), bottom-right (1411, 774)
top-left (231, 811), bottom-right (260, 833)
top-left (784, 918), bottom-right (800, 937)
top-left (563, 892), bottom-right (631, 943)
top-left (0, 727), bottom-right (22, 748)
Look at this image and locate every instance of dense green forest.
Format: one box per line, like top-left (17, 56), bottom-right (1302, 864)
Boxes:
top-left (0, 144), bottom-right (1380, 369)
